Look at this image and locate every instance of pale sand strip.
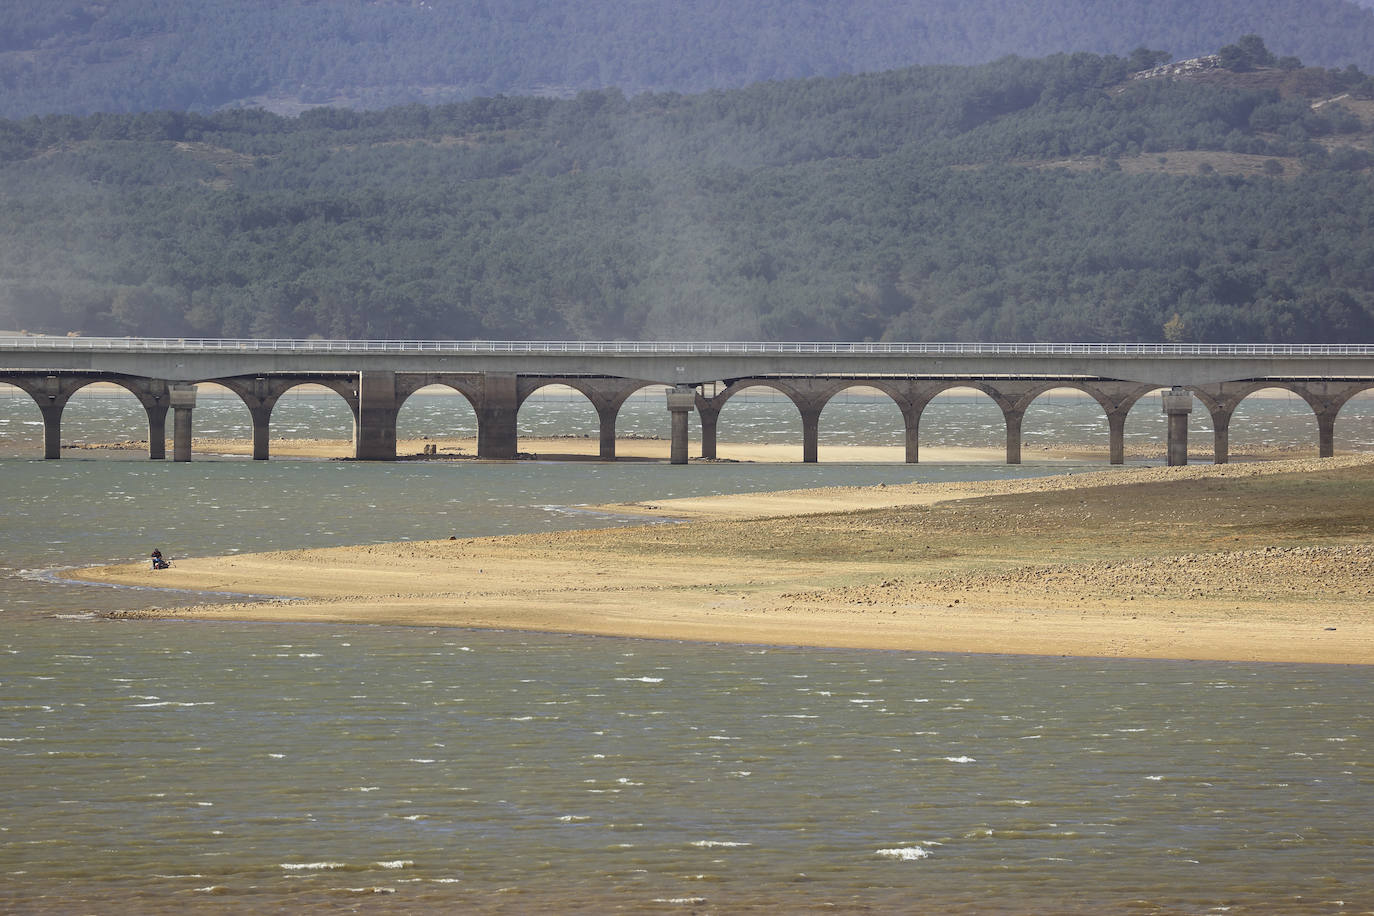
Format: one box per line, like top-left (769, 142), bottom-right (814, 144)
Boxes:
top-left (176, 437), bottom-right (1050, 464)
top-left (71, 455), bottom-right (1374, 664)
top-left (54, 433), bottom-right (1316, 465)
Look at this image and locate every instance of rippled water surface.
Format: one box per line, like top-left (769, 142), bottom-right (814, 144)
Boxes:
top-left (1, 395), bottom-right (1372, 913)
top-left (7, 626), bottom-right (1371, 914)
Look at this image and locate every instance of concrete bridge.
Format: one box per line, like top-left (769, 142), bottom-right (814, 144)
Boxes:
top-left (2, 337), bottom-right (1373, 465)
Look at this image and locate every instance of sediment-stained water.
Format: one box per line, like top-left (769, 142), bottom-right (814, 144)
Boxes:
top-left (1, 397), bottom-right (1371, 913)
top-left (4, 621), bottom-right (1371, 913)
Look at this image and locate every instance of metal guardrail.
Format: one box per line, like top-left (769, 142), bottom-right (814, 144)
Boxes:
top-left (2, 337), bottom-right (1373, 357)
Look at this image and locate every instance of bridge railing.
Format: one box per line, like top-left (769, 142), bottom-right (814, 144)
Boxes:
top-left (2, 337), bottom-right (1374, 357)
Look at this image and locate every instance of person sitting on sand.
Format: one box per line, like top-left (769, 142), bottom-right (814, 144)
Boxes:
top-left (150, 549), bottom-right (170, 570)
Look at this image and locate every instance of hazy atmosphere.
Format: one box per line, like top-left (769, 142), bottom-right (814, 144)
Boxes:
top-left (2, 3), bottom-right (1373, 342)
top-left (3, 4), bottom-right (1373, 914)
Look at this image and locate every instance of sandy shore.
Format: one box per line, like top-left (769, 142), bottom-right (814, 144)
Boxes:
top-left (55, 434), bottom-right (1064, 464)
top-left (72, 453), bottom-right (1374, 664)
top-left (45, 432), bottom-right (1325, 465)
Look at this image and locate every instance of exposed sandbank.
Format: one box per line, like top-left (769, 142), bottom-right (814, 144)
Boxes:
top-left (72, 454), bottom-right (1374, 664)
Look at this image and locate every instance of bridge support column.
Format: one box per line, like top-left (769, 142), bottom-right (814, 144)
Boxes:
top-left (877, 381), bottom-right (942, 464)
top-left (1005, 409), bottom-right (1024, 465)
top-left (40, 404), bottom-right (63, 459)
top-left (1317, 410), bottom-right (1337, 458)
top-left (477, 372), bottom-right (519, 459)
top-left (249, 406), bottom-right (272, 460)
top-left (146, 405), bottom-right (169, 461)
top-left (1162, 387), bottom-right (1193, 466)
top-left (1106, 411), bottom-right (1127, 465)
top-left (595, 405), bottom-right (618, 460)
top-left (1211, 409), bottom-right (1233, 465)
top-left (129, 378), bottom-right (171, 460)
top-left (902, 409), bottom-right (920, 463)
top-left (354, 371), bottom-right (398, 460)
top-left (667, 385), bottom-right (695, 465)
top-left (37, 374), bottom-right (65, 459)
top-left (801, 407), bottom-right (821, 463)
top-left (1285, 381), bottom-right (1365, 459)
top-left (696, 400), bottom-right (721, 460)
top-left (170, 384), bottom-right (197, 462)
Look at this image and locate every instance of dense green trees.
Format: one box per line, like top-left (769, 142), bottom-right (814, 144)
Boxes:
top-left (1, 49), bottom-right (1372, 343)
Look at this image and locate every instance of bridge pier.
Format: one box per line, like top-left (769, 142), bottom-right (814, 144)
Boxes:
top-left (248, 405), bottom-right (271, 460)
top-left (902, 409), bottom-right (920, 463)
top-left (1317, 411), bottom-right (1337, 458)
top-left (353, 370), bottom-right (399, 460)
top-left (1210, 409), bottom-right (1233, 465)
top-left (40, 403), bottom-right (63, 460)
top-left (801, 408), bottom-right (821, 463)
top-left (145, 392), bottom-right (170, 460)
top-left (36, 374), bottom-right (69, 459)
top-left (667, 385), bottom-right (696, 464)
top-left (1162, 387), bottom-right (1193, 466)
top-left (170, 384), bottom-right (197, 462)
top-left (1075, 382), bottom-right (1155, 466)
top-left (1004, 409), bottom-right (1024, 465)
top-left (596, 406), bottom-right (618, 459)
top-left (1107, 411), bottom-right (1128, 465)
top-left (476, 372), bottom-right (519, 459)
top-left (696, 397), bottom-right (721, 460)
top-left (869, 380), bottom-right (943, 464)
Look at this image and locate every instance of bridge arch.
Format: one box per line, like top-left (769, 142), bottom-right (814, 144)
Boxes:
top-left (697, 378), bottom-right (1146, 464)
top-left (395, 382), bottom-right (480, 458)
top-left (0, 373), bottom-right (171, 459)
top-left (1015, 385), bottom-right (1112, 462)
top-left (1191, 379), bottom-right (1374, 462)
top-left (210, 376), bottom-right (358, 460)
top-left (811, 383), bottom-right (908, 460)
top-left (1003, 381), bottom-right (1157, 465)
top-left (696, 378), bottom-right (854, 462)
top-left (0, 378), bottom-right (47, 456)
top-left (515, 377), bottom-right (653, 460)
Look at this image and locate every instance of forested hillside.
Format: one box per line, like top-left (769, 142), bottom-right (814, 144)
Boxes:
top-left (2, 45), bottom-right (1373, 343)
top-left (4, 0), bottom-right (1374, 117)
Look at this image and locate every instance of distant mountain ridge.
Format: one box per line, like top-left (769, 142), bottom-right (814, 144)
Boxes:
top-left (2, 46), bottom-right (1372, 344)
top-left (3, 0), bottom-right (1374, 117)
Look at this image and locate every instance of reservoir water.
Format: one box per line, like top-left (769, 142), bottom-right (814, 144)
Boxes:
top-left (2, 393), bottom-right (1371, 913)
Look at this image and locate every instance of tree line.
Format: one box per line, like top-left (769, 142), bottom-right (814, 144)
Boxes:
top-left (1, 44), bottom-right (1372, 344)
